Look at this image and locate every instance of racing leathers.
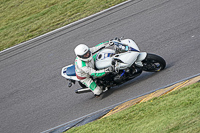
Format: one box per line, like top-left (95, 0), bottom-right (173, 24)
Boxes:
top-left (75, 41), bottom-right (111, 96)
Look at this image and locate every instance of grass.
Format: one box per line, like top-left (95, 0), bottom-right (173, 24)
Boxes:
top-left (67, 82), bottom-right (200, 133)
top-left (0, 0), bottom-right (126, 51)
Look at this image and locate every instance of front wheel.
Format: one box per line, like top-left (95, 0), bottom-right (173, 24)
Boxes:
top-left (142, 53), bottom-right (166, 72)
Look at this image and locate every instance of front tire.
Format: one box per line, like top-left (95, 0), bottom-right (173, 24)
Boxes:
top-left (142, 53), bottom-right (166, 72)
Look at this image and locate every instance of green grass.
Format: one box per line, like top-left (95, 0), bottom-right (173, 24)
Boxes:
top-left (0, 0), bottom-right (126, 51)
top-left (67, 82), bottom-right (200, 133)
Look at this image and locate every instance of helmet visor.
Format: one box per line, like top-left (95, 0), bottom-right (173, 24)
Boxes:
top-left (78, 50), bottom-right (91, 59)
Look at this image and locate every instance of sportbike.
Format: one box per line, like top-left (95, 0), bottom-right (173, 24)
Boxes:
top-left (61, 38), bottom-right (166, 94)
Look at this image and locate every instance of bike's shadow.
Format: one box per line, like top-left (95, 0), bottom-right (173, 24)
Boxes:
top-left (97, 59), bottom-right (172, 99)
top-left (100, 71), bottom-right (161, 99)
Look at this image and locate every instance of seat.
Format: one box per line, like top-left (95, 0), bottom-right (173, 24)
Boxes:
top-left (66, 65), bottom-right (76, 76)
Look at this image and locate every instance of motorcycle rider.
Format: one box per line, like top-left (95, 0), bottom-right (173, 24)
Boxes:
top-left (74, 41), bottom-right (114, 96)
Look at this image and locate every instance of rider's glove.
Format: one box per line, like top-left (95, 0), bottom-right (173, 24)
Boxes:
top-left (105, 65), bottom-right (114, 73)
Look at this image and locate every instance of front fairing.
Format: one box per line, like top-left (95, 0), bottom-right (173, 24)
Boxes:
top-left (120, 39), bottom-right (140, 51)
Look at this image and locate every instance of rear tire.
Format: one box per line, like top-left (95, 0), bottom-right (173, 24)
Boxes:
top-left (142, 53), bottom-right (166, 72)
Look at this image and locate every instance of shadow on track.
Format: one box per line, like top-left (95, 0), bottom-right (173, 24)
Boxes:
top-left (100, 67), bottom-right (170, 99)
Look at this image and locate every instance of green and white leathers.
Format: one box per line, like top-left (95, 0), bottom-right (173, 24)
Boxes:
top-left (75, 41), bottom-right (110, 95)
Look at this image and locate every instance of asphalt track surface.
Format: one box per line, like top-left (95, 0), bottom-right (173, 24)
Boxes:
top-left (0, 0), bottom-right (200, 132)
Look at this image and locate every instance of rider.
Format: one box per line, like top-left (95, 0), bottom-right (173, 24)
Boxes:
top-left (74, 40), bottom-right (114, 96)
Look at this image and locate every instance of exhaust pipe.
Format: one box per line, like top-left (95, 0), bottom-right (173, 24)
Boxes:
top-left (75, 88), bottom-right (91, 94)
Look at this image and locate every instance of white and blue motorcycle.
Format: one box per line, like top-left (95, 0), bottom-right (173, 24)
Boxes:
top-left (61, 38), bottom-right (166, 94)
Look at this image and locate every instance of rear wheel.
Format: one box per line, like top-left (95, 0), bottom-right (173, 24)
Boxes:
top-left (142, 53), bottom-right (166, 72)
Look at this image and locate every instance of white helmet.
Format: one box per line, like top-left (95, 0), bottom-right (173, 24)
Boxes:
top-left (74, 44), bottom-right (92, 62)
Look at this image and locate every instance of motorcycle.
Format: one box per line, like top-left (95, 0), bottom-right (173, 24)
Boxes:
top-left (61, 38), bottom-right (166, 94)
